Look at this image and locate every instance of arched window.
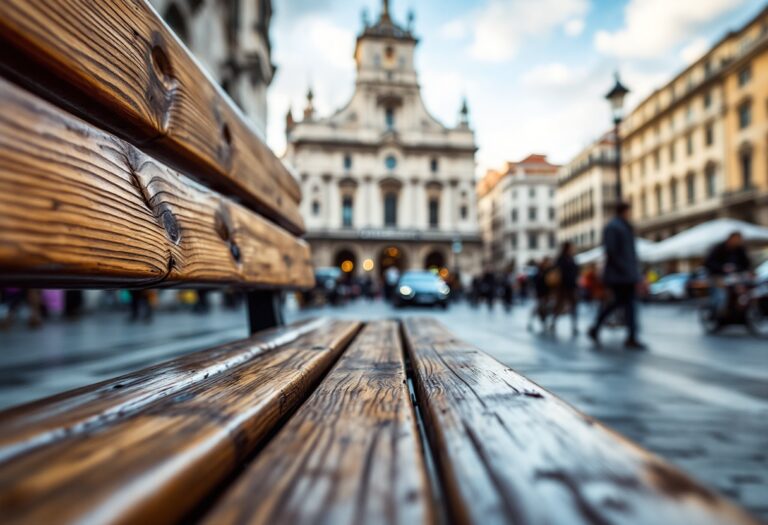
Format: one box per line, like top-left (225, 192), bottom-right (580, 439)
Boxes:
top-left (686, 172), bottom-right (696, 204)
top-left (384, 154), bottom-right (397, 170)
top-left (311, 200), bottom-right (320, 216)
top-left (342, 196), bottom-right (353, 227)
top-left (740, 148), bottom-right (753, 189)
top-left (385, 108), bottom-right (395, 130)
top-left (654, 184), bottom-right (662, 213)
top-left (428, 198), bottom-right (439, 228)
top-left (384, 192), bottom-right (398, 226)
top-left (705, 164), bottom-right (717, 198)
top-left (670, 178), bottom-right (678, 209)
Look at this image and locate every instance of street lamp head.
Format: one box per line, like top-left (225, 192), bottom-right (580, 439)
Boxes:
top-left (605, 72), bottom-right (630, 123)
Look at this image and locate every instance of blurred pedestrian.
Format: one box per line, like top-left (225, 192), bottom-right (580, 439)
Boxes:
top-left (480, 269), bottom-right (496, 310)
top-left (549, 241), bottom-right (579, 335)
top-left (704, 231), bottom-right (751, 315)
top-left (501, 270), bottom-right (514, 312)
top-left (527, 257), bottom-right (554, 331)
top-left (588, 202), bottom-right (646, 350)
top-left (0, 288), bottom-right (42, 329)
top-left (128, 290), bottom-right (153, 323)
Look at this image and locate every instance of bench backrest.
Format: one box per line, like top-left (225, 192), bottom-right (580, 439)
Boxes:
top-left (0, 0), bottom-right (313, 294)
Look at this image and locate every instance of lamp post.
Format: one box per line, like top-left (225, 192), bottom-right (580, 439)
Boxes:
top-left (605, 72), bottom-right (629, 201)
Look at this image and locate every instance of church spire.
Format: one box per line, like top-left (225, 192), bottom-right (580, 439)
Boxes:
top-left (381, 0), bottom-right (390, 21)
top-left (303, 87), bottom-right (314, 120)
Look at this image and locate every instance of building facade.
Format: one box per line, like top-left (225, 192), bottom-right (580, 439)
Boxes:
top-left (152, 0), bottom-right (274, 136)
top-left (284, 1), bottom-right (481, 283)
top-left (477, 155), bottom-right (559, 271)
top-left (621, 6), bottom-right (768, 241)
top-left (557, 132), bottom-right (618, 251)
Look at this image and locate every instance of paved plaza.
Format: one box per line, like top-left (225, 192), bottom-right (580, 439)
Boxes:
top-left (0, 299), bottom-right (766, 519)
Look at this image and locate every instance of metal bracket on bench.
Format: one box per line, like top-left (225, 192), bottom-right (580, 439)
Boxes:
top-left (247, 290), bottom-right (285, 334)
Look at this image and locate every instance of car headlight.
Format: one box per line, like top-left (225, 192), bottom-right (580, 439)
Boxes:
top-left (399, 285), bottom-right (414, 297)
top-left (439, 284), bottom-right (450, 295)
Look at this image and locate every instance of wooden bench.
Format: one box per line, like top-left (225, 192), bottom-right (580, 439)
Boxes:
top-left (0, 1), bottom-right (760, 524)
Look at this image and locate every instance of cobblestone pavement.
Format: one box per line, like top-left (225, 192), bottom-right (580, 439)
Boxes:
top-left (0, 299), bottom-right (766, 519)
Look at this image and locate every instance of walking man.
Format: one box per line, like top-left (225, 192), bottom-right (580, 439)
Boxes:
top-left (588, 202), bottom-right (647, 350)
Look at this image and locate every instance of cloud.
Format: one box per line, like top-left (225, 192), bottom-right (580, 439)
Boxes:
top-left (440, 19), bottom-right (467, 40)
top-left (595, 0), bottom-right (748, 59)
top-left (564, 18), bottom-right (585, 37)
top-left (680, 37), bottom-right (709, 63)
top-left (468, 0), bottom-right (589, 62)
top-left (521, 63), bottom-right (585, 88)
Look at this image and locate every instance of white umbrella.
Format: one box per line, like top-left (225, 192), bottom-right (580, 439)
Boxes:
top-left (645, 218), bottom-right (768, 263)
top-left (575, 238), bottom-right (657, 265)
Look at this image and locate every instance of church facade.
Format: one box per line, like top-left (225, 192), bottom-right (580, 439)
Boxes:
top-left (284, 1), bottom-right (482, 284)
top-left (151, 0), bottom-right (274, 136)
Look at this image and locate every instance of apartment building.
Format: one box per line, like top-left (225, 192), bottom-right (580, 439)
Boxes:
top-left (557, 132), bottom-right (618, 251)
top-left (620, 5), bottom-right (768, 240)
top-left (477, 155), bottom-right (559, 271)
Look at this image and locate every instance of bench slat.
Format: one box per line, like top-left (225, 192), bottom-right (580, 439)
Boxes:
top-left (0, 318), bottom-right (326, 463)
top-left (0, 79), bottom-right (313, 289)
top-left (202, 320), bottom-right (433, 525)
top-left (0, 319), bottom-right (361, 525)
top-left (0, 0), bottom-right (304, 234)
top-left (402, 318), bottom-right (758, 525)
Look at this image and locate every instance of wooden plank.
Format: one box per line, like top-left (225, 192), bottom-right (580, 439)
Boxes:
top-left (0, 78), bottom-right (313, 289)
top-left (402, 318), bottom-right (759, 525)
top-left (0, 320), bottom-right (361, 525)
top-left (0, 0), bottom-right (304, 234)
top-left (0, 318), bottom-right (326, 463)
top-left (202, 320), bottom-right (433, 525)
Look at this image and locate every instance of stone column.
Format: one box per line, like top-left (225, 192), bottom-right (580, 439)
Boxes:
top-left (321, 174), bottom-right (333, 228)
top-left (362, 176), bottom-right (373, 228)
top-left (448, 179), bottom-right (459, 230)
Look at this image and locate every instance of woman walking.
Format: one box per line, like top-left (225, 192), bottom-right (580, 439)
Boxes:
top-left (549, 241), bottom-right (579, 335)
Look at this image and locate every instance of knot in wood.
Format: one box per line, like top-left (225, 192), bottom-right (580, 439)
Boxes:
top-left (161, 209), bottom-right (180, 243)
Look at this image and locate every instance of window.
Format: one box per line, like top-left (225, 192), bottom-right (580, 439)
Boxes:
top-left (527, 232), bottom-right (538, 249)
top-left (428, 198), bottom-right (439, 228)
top-left (528, 207), bottom-right (537, 221)
top-left (460, 205), bottom-right (468, 220)
top-left (704, 91), bottom-right (712, 108)
top-left (311, 200), bottom-right (320, 216)
top-left (384, 154), bottom-right (397, 170)
top-left (686, 133), bottom-right (694, 156)
top-left (738, 101), bottom-right (751, 129)
top-left (738, 66), bottom-right (751, 87)
top-left (384, 192), bottom-right (398, 226)
top-left (385, 107), bottom-right (395, 130)
top-left (704, 60), bottom-right (712, 78)
top-left (686, 173), bottom-right (696, 204)
top-left (548, 233), bottom-right (556, 249)
top-left (669, 142), bottom-right (676, 163)
top-left (529, 187), bottom-right (535, 198)
top-left (512, 190), bottom-right (517, 199)
top-left (705, 123), bottom-right (714, 146)
top-left (655, 185), bottom-right (663, 213)
top-left (373, 54), bottom-right (381, 68)
top-left (548, 207), bottom-right (555, 220)
top-left (510, 233), bottom-right (517, 249)
top-left (641, 192), bottom-right (648, 218)
top-left (740, 150), bottom-right (753, 189)
top-left (343, 154), bottom-right (352, 170)
top-left (705, 164), bottom-right (716, 197)
top-left (511, 209), bottom-right (518, 222)
top-left (653, 149), bottom-right (660, 170)
top-left (549, 188), bottom-right (555, 198)
top-left (342, 196), bottom-right (353, 227)
top-left (384, 45), bottom-right (395, 60)
top-left (430, 158), bottom-right (438, 173)
top-left (671, 179), bottom-right (678, 209)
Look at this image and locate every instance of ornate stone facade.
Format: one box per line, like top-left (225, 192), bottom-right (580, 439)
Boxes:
top-left (151, 0), bottom-right (274, 136)
top-left (284, 1), bottom-right (481, 284)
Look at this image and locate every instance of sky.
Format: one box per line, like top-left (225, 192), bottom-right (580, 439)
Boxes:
top-left (266, 0), bottom-right (766, 176)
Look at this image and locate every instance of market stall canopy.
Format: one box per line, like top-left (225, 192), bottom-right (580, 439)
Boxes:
top-left (575, 238), bottom-right (657, 265)
top-left (645, 219), bottom-right (768, 263)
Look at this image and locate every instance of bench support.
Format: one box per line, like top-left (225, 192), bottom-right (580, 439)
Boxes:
top-left (247, 291), bottom-right (284, 334)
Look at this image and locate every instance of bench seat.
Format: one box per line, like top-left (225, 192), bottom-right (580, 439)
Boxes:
top-left (0, 319), bottom-right (758, 525)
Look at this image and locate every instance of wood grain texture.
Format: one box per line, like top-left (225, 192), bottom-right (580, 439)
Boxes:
top-left (0, 318), bottom-right (326, 463)
top-left (202, 320), bottom-right (433, 525)
top-left (0, 0), bottom-right (304, 234)
top-left (0, 78), bottom-right (313, 289)
top-left (0, 319), bottom-right (361, 525)
top-left (402, 318), bottom-right (759, 525)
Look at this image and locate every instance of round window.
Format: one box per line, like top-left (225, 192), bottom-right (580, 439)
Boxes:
top-left (385, 155), bottom-right (397, 170)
